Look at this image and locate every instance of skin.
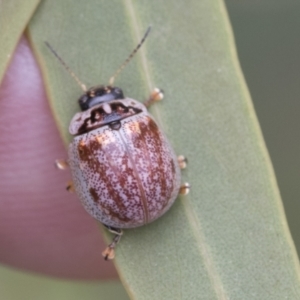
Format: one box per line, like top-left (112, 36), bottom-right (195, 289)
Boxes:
top-left (0, 37), bottom-right (118, 280)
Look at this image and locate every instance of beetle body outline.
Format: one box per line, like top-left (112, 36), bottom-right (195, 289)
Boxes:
top-left (68, 96), bottom-right (181, 228)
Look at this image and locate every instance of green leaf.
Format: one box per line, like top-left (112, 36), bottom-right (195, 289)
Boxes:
top-left (0, 0), bottom-right (40, 84)
top-left (0, 264), bottom-right (128, 300)
top-left (28, 0), bottom-right (300, 299)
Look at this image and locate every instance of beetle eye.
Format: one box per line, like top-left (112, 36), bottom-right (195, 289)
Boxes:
top-left (78, 95), bottom-right (90, 111)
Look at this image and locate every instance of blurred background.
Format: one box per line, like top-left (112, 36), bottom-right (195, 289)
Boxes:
top-left (225, 0), bottom-right (300, 256)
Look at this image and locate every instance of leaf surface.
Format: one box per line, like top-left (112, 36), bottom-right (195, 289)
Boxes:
top-left (28, 0), bottom-right (300, 299)
top-left (0, 0), bottom-right (40, 84)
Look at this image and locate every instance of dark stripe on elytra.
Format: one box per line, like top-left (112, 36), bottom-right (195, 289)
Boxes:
top-left (129, 115), bottom-right (173, 212)
top-left (96, 196), bottom-right (132, 223)
top-left (131, 117), bottom-right (162, 200)
top-left (147, 117), bottom-right (169, 200)
top-left (128, 118), bottom-right (153, 182)
top-left (89, 187), bottom-right (99, 202)
top-left (96, 131), bottom-right (142, 221)
top-left (78, 135), bottom-right (137, 224)
top-left (95, 138), bottom-right (139, 223)
top-left (149, 117), bottom-right (175, 209)
top-left (98, 136), bottom-right (138, 212)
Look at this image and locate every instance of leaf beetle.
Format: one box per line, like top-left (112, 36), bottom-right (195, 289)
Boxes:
top-left (46, 27), bottom-right (190, 260)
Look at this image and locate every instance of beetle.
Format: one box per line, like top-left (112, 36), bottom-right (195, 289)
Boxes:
top-left (46, 27), bottom-right (190, 260)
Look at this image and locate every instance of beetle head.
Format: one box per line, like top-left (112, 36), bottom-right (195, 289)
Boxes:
top-left (79, 86), bottom-right (124, 111)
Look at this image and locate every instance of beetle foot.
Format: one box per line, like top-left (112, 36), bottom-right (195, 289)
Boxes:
top-left (102, 229), bottom-right (123, 260)
top-left (144, 88), bottom-right (164, 108)
top-left (55, 159), bottom-right (69, 170)
top-left (179, 183), bottom-right (191, 195)
top-left (102, 245), bottom-right (116, 260)
top-left (178, 155), bottom-right (188, 169)
top-left (66, 181), bottom-right (74, 192)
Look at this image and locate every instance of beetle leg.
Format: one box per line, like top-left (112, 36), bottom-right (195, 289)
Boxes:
top-left (55, 159), bottom-right (69, 170)
top-left (143, 88), bottom-right (164, 108)
top-left (104, 225), bottom-right (123, 235)
top-left (66, 181), bottom-right (75, 192)
top-left (179, 183), bottom-right (191, 195)
top-left (55, 160), bottom-right (74, 191)
top-left (178, 155), bottom-right (188, 169)
top-left (102, 226), bottom-right (123, 260)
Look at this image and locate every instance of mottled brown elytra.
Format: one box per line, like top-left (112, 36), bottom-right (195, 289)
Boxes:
top-left (47, 27), bottom-right (190, 260)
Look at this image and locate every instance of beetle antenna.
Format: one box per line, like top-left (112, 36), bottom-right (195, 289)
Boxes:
top-left (109, 26), bottom-right (152, 87)
top-left (45, 42), bottom-right (87, 92)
